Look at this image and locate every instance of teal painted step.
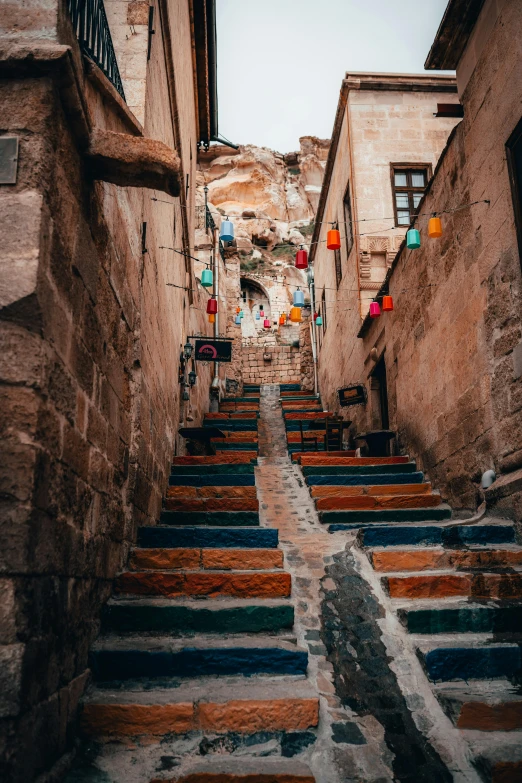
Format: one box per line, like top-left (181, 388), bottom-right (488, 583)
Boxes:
top-left (359, 524), bottom-right (515, 548)
top-left (160, 510), bottom-right (260, 526)
top-left (399, 604), bottom-right (522, 635)
top-left (302, 463), bottom-right (417, 476)
top-left (171, 464), bottom-right (256, 475)
top-left (244, 385), bottom-right (260, 391)
top-left (285, 422), bottom-right (327, 431)
top-left (282, 407), bottom-right (323, 413)
top-left (204, 420), bottom-right (258, 431)
top-left (169, 474), bottom-right (255, 487)
top-left (280, 384), bottom-right (301, 391)
top-left (320, 506), bottom-right (452, 524)
top-left (138, 526), bottom-right (278, 549)
top-left (224, 397), bottom-right (260, 403)
top-left (307, 472), bottom-right (425, 486)
top-left (214, 443), bottom-right (259, 451)
top-left (421, 644), bottom-right (522, 682)
top-left (280, 395), bottom-right (320, 402)
top-left (102, 599), bottom-right (294, 635)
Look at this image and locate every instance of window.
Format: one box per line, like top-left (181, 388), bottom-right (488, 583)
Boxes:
top-left (506, 117), bottom-right (522, 271)
top-left (390, 164), bottom-right (432, 226)
top-left (343, 181), bottom-right (354, 256)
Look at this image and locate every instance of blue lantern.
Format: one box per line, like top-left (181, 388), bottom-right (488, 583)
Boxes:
top-left (235, 315), bottom-right (241, 325)
top-left (220, 219), bottom-right (234, 242)
top-left (293, 288), bottom-right (305, 307)
top-left (315, 315), bottom-right (323, 326)
top-left (201, 268), bottom-right (213, 287)
top-left (406, 229), bottom-right (421, 249)
top-left (255, 311), bottom-right (260, 320)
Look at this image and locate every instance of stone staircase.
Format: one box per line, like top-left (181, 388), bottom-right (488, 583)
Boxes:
top-left (69, 388), bottom-right (318, 782)
top-left (287, 393), bottom-right (522, 783)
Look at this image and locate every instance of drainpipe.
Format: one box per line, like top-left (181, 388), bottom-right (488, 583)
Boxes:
top-left (308, 270), bottom-right (319, 396)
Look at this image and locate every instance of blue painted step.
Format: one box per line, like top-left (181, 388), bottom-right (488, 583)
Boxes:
top-left (280, 384), bottom-right (301, 391)
top-left (204, 420), bottom-right (258, 431)
top-left (359, 524), bottom-right (515, 548)
top-left (244, 385), bottom-right (260, 391)
top-left (214, 443), bottom-right (259, 451)
top-left (224, 397), bottom-right (260, 403)
top-left (400, 605), bottom-right (522, 635)
top-left (307, 472), bottom-right (425, 486)
top-left (302, 463), bottom-right (418, 476)
top-left (90, 645), bottom-right (308, 680)
top-left (320, 507), bottom-right (452, 525)
top-left (169, 474), bottom-right (256, 486)
top-left (137, 526), bottom-right (278, 549)
top-left (159, 510), bottom-right (260, 526)
top-left (171, 464), bottom-right (256, 475)
top-left (420, 645), bottom-right (522, 682)
top-left (285, 422), bottom-right (327, 431)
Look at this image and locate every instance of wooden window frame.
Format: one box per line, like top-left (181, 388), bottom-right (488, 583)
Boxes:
top-left (343, 181), bottom-right (354, 258)
top-left (506, 116), bottom-right (522, 272)
top-left (390, 163), bottom-right (432, 227)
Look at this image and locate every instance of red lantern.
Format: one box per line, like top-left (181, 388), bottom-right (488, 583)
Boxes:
top-left (369, 301), bottom-right (381, 318)
top-left (260, 309), bottom-right (264, 317)
top-left (263, 318), bottom-right (271, 329)
top-left (327, 229), bottom-right (341, 250)
top-left (207, 297), bottom-right (218, 315)
top-left (313, 312), bottom-right (318, 321)
top-left (295, 249), bottom-right (308, 269)
top-left (382, 295), bottom-right (394, 312)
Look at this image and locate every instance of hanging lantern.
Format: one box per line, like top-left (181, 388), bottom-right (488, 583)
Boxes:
top-left (239, 310), bottom-right (244, 318)
top-left (220, 219), bottom-right (234, 242)
top-left (369, 301), bottom-right (381, 318)
top-left (315, 315), bottom-right (323, 326)
top-left (290, 306), bottom-right (302, 323)
top-left (263, 318), bottom-right (271, 329)
top-left (382, 295), bottom-right (394, 312)
top-left (235, 315), bottom-right (241, 325)
top-left (260, 308), bottom-right (264, 317)
top-left (207, 297), bottom-right (218, 314)
top-left (188, 370), bottom-right (197, 386)
top-left (236, 306), bottom-right (241, 314)
top-left (406, 229), bottom-right (421, 249)
top-left (208, 313), bottom-right (215, 324)
top-left (279, 314), bottom-right (285, 326)
top-left (293, 288), bottom-right (305, 307)
top-left (313, 312), bottom-right (318, 321)
top-left (201, 268), bottom-right (213, 287)
top-left (295, 249), bottom-right (308, 269)
top-left (327, 228), bottom-right (341, 250)
top-left (255, 311), bottom-right (260, 320)
top-left (428, 216), bottom-right (442, 238)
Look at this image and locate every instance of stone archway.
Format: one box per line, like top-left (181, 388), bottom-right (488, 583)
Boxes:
top-left (240, 277), bottom-right (273, 339)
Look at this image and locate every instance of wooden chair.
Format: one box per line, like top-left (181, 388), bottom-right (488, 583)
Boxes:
top-left (299, 420), bottom-right (319, 451)
top-left (324, 419), bottom-right (343, 451)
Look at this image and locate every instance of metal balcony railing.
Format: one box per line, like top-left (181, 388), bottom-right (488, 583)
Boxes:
top-left (67, 0), bottom-right (126, 101)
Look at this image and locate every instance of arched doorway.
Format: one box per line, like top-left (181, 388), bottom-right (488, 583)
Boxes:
top-left (240, 277), bottom-right (272, 338)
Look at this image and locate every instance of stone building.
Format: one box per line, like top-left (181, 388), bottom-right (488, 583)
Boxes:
top-left (311, 0), bottom-right (522, 518)
top-left (0, 0), bottom-right (221, 779)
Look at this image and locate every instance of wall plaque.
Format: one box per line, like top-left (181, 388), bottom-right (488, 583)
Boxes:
top-left (194, 339), bottom-right (232, 362)
top-left (338, 384), bottom-right (367, 407)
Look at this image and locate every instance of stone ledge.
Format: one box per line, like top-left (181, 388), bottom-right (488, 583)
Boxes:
top-left (485, 468), bottom-right (522, 502)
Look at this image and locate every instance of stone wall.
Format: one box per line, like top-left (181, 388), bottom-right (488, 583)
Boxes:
top-left (242, 345), bottom-right (301, 386)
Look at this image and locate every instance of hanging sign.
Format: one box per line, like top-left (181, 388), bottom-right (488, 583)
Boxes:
top-left (338, 385), bottom-right (367, 407)
top-left (194, 339), bottom-right (232, 362)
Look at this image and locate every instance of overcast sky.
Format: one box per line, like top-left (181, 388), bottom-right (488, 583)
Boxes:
top-left (215, 0), bottom-right (452, 153)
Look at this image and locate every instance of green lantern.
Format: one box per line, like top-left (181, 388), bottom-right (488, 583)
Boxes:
top-left (315, 315), bottom-right (323, 326)
top-left (406, 229), bottom-right (421, 249)
top-left (239, 310), bottom-right (244, 318)
top-left (201, 268), bottom-right (213, 287)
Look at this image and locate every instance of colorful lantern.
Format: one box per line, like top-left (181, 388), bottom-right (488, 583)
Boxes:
top-left (382, 295), bottom-right (394, 312)
top-left (279, 314), bottom-right (286, 326)
top-left (260, 309), bottom-right (264, 317)
top-left (428, 216), bottom-right (442, 238)
top-left (406, 229), bottom-right (421, 249)
top-left (290, 306), bottom-right (302, 323)
top-left (327, 229), bottom-right (341, 250)
top-left (369, 301), bottom-right (381, 318)
top-left (313, 312), bottom-right (318, 321)
top-left (220, 219), bottom-right (234, 242)
top-left (293, 288), bottom-right (305, 307)
top-left (255, 311), bottom-right (260, 320)
top-left (201, 268), bottom-right (213, 287)
top-left (295, 249), bottom-right (308, 269)
top-left (263, 318), bottom-right (270, 329)
top-left (239, 310), bottom-right (244, 318)
top-left (236, 306), bottom-right (241, 314)
top-left (208, 313), bottom-right (215, 324)
top-left (315, 315), bottom-right (323, 326)
top-left (235, 315), bottom-right (241, 325)
top-left (206, 297), bottom-right (217, 314)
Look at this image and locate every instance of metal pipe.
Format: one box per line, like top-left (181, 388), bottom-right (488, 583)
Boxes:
top-left (309, 276), bottom-right (319, 396)
top-left (212, 224), bottom-right (219, 382)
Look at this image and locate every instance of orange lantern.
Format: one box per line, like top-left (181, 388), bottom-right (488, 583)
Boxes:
top-left (290, 306), bottom-right (302, 323)
top-left (428, 216), bottom-right (443, 238)
top-left (382, 295), bottom-right (394, 312)
top-left (327, 229), bottom-right (341, 250)
top-left (279, 314), bottom-right (286, 326)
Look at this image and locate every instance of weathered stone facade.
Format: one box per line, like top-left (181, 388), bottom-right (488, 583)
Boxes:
top-left (311, 0), bottom-right (522, 519)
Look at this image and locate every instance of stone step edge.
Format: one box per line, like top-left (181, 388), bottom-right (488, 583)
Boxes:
top-left (129, 548), bottom-right (284, 571)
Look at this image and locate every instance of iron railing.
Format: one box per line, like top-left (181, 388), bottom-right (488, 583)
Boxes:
top-left (67, 0), bottom-right (126, 101)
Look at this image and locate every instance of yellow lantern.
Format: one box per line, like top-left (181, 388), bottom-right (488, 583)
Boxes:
top-left (290, 306), bottom-right (302, 323)
top-left (208, 313), bottom-right (215, 323)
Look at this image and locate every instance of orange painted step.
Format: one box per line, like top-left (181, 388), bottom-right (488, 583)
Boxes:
top-left (115, 570), bottom-right (292, 598)
top-left (286, 432), bottom-right (326, 442)
top-left (315, 493), bottom-right (440, 511)
top-left (291, 451), bottom-right (356, 461)
top-left (284, 412), bottom-right (332, 420)
top-left (371, 548), bottom-right (522, 573)
top-left (312, 483), bottom-right (431, 498)
top-left (167, 486), bottom-right (258, 499)
top-left (492, 762), bottom-right (522, 782)
top-left (281, 401), bottom-right (321, 408)
top-left (457, 700), bottom-right (522, 731)
top-left (212, 433), bottom-right (259, 441)
top-left (81, 697), bottom-right (319, 738)
top-left (130, 548), bottom-right (284, 571)
top-left (206, 413), bottom-right (258, 420)
top-left (164, 498), bottom-right (259, 512)
top-left (220, 404), bottom-right (260, 410)
top-left (172, 454), bottom-right (256, 466)
top-left (298, 455), bottom-right (409, 466)
top-left (384, 573), bottom-right (522, 600)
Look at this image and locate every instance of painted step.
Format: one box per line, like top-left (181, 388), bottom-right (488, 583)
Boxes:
top-left (205, 420), bottom-right (259, 431)
top-left (172, 455), bottom-right (257, 465)
top-left (102, 598), bottom-right (294, 635)
top-left (114, 569), bottom-right (291, 599)
top-left (383, 571), bottom-right (522, 599)
top-left (312, 483), bottom-right (431, 497)
top-left (473, 739), bottom-right (522, 783)
top-left (285, 422), bottom-right (328, 431)
top-left (137, 526), bottom-right (278, 549)
top-left (371, 547), bottom-right (522, 572)
top-left (299, 456), bottom-right (410, 466)
top-left (212, 432), bottom-right (260, 440)
top-left (90, 637), bottom-right (309, 680)
top-left (214, 443), bottom-right (259, 451)
top-left (166, 485), bottom-right (258, 498)
top-left (307, 472), bottom-right (425, 485)
top-left (169, 474), bottom-right (256, 487)
top-left (434, 681), bottom-right (522, 731)
top-left (280, 383), bottom-right (301, 390)
top-left (291, 450), bottom-right (356, 460)
top-left (319, 505), bottom-right (452, 525)
top-left (129, 547), bottom-right (283, 571)
top-left (399, 602), bottom-right (522, 635)
top-left (224, 397), bottom-right (260, 402)
top-left (287, 431), bottom-right (327, 442)
top-left (159, 510), bottom-right (260, 526)
top-left (281, 407), bottom-right (323, 414)
top-left (152, 760), bottom-right (316, 782)
top-left (315, 493), bottom-right (441, 511)
top-left (205, 412), bottom-right (259, 419)
top-left (171, 463), bottom-right (256, 475)
top-left (81, 676), bottom-right (318, 739)
top-left (418, 642), bottom-right (522, 682)
top-left (164, 498), bottom-right (259, 512)
top-left (359, 523), bottom-right (516, 548)
top-left (303, 462), bottom-right (418, 476)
